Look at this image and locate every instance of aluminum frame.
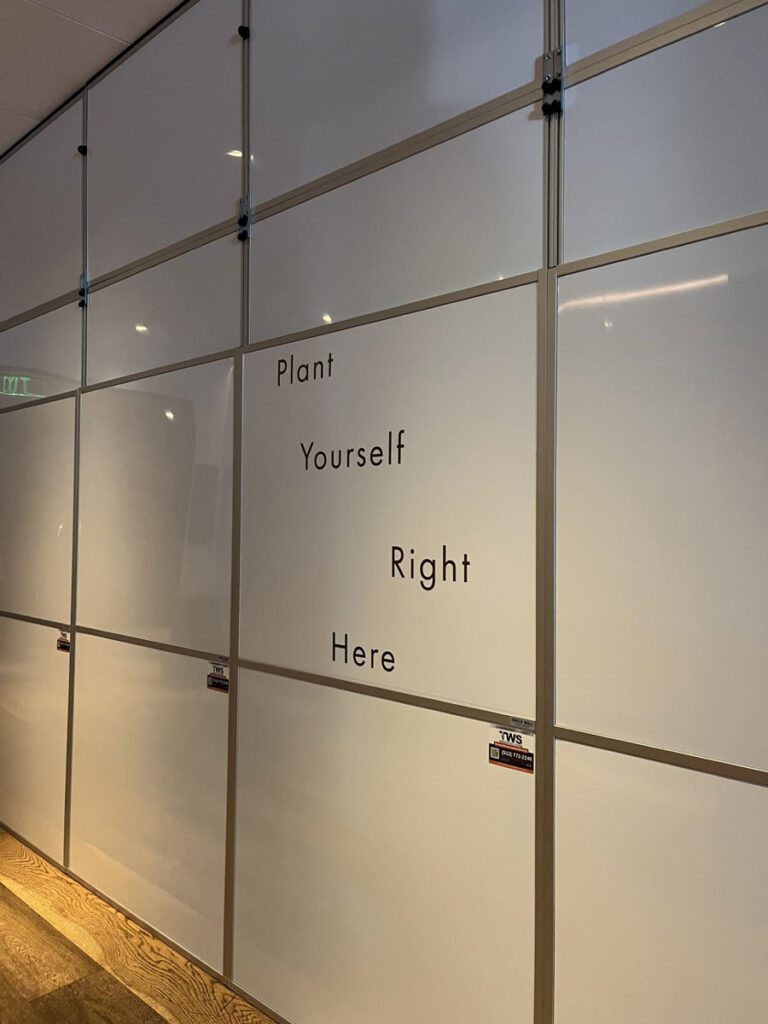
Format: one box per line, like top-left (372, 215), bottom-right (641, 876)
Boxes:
top-left (0, 1), bottom-right (767, 1022)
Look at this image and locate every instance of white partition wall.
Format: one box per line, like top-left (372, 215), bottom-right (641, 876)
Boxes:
top-left (555, 743), bottom-right (768, 1024)
top-left (0, 617), bottom-right (68, 863)
top-left (70, 634), bottom-right (228, 970)
top-left (0, 102), bottom-right (82, 322)
top-left (1, 0), bottom-right (768, 1021)
top-left (234, 669), bottom-right (535, 1024)
top-left (78, 361), bottom-right (233, 653)
top-left (0, 398), bottom-right (75, 623)
top-left (250, 0), bottom-right (542, 202)
top-left (241, 288), bottom-right (537, 716)
top-left (87, 0), bottom-right (242, 277)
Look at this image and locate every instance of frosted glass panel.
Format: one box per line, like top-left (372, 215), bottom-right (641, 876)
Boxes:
top-left (564, 8), bottom-right (768, 261)
top-left (0, 617), bottom-right (68, 863)
top-left (70, 634), bottom-right (227, 970)
top-left (234, 669), bottom-right (535, 1024)
top-left (0, 399), bottom-right (74, 622)
top-left (88, 0), bottom-right (242, 277)
top-left (565, 0), bottom-right (705, 63)
top-left (556, 742), bottom-right (768, 1024)
top-left (78, 361), bottom-right (233, 652)
top-left (251, 0), bottom-right (542, 202)
top-left (242, 288), bottom-right (537, 716)
top-left (557, 227), bottom-right (768, 769)
top-left (88, 236), bottom-right (241, 384)
top-left (0, 103), bottom-right (82, 321)
top-left (0, 304), bottom-right (81, 406)
top-left (251, 110), bottom-right (542, 342)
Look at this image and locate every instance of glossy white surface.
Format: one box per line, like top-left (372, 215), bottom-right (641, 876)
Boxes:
top-left (241, 288), bottom-right (537, 716)
top-left (564, 0), bottom-right (705, 63)
top-left (88, 237), bottom-right (241, 384)
top-left (70, 634), bottom-right (227, 970)
top-left (557, 227), bottom-right (768, 769)
top-left (251, 110), bottom-right (543, 341)
top-left (0, 399), bottom-right (74, 623)
top-left (563, 8), bottom-right (768, 262)
top-left (78, 361), bottom-right (233, 652)
top-left (555, 742), bottom-right (768, 1024)
top-left (0, 617), bottom-right (68, 863)
top-left (234, 669), bottom-right (535, 1024)
top-left (0, 304), bottom-right (81, 407)
top-left (88, 0), bottom-right (242, 278)
top-left (250, 0), bottom-right (542, 202)
top-left (0, 103), bottom-right (82, 321)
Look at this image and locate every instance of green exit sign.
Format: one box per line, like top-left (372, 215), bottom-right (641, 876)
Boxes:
top-left (1, 375), bottom-right (43, 398)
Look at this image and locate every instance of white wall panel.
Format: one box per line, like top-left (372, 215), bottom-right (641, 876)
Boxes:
top-left (241, 288), bottom-right (537, 716)
top-left (557, 227), bottom-right (768, 769)
top-left (251, 110), bottom-right (542, 342)
top-left (0, 617), bottom-right (68, 863)
top-left (563, 8), bottom-right (768, 262)
top-left (564, 0), bottom-right (706, 63)
top-left (0, 399), bottom-right (74, 622)
top-left (0, 103), bottom-right (82, 321)
top-left (0, 304), bottom-right (81, 407)
top-left (78, 361), bottom-right (233, 652)
top-left (556, 742), bottom-right (768, 1024)
top-left (234, 669), bottom-right (535, 1024)
top-left (88, 237), bottom-right (241, 385)
top-left (70, 634), bottom-right (227, 970)
top-left (250, 0), bottom-right (542, 203)
top-left (88, 0), bottom-right (242, 278)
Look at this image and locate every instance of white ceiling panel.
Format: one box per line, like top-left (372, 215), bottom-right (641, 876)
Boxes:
top-left (0, 0), bottom-right (181, 154)
top-left (29, 0), bottom-right (182, 43)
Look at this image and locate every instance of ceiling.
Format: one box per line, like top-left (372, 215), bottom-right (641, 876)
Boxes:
top-left (0, 0), bottom-right (182, 154)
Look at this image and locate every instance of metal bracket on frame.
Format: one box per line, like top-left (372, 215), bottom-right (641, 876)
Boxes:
top-left (78, 274), bottom-right (89, 309)
top-left (541, 48), bottom-right (563, 117)
top-left (237, 197), bottom-right (251, 242)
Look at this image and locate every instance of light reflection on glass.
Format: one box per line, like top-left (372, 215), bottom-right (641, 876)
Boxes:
top-left (559, 273), bottom-right (729, 312)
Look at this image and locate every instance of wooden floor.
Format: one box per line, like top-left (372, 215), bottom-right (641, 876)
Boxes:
top-left (0, 829), bottom-right (274, 1024)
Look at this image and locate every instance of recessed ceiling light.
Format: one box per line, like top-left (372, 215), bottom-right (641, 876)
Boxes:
top-left (227, 149), bottom-right (243, 158)
top-left (164, 409), bottom-right (175, 421)
top-left (321, 313), bottom-right (333, 324)
top-left (134, 324), bottom-right (148, 333)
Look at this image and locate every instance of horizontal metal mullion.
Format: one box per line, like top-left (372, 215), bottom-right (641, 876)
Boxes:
top-left (239, 658), bottom-right (533, 728)
top-left (82, 347), bottom-right (240, 393)
top-left (250, 81), bottom-right (541, 225)
top-left (555, 207), bottom-right (768, 279)
top-left (245, 270), bottom-right (541, 354)
top-left (75, 625), bottom-right (228, 665)
top-left (555, 727), bottom-right (768, 788)
top-left (0, 390), bottom-right (78, 416)
top-left (88, 217), bottom-right (240, 294)
top-left (564, 0), bottom-right (768, 88)
top-left (0, 609), bottom-right (70, 632)
top-left (0, 291), bottom-right (80, 335)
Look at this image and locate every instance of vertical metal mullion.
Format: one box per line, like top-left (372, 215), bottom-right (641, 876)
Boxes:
top-left (535, 0), bottom-right (563, 1019)
top-left (63, 92), bottom-right (88, 869)
top-left (222, 0), bottom-right (250, 982)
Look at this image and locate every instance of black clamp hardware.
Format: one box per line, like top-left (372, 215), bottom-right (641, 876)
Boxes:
top-left (77, 144), bottom-right (88, 156)
top-left (238, 25), bottom-right (250, 39)
top-left (237, 197), bottom-right (250, 242)
top-left (78, 275), bottom-right (89, 309)
top-left (541, 48), bottom-right (563, 118)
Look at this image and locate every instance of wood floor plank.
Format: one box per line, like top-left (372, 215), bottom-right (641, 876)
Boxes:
top-left (0, 831), bottom-right (274, 1024)
top-left (0, 883), bottom-right (97, 1001)
top-left (31, 968), bottom-right (167, 1024)
top-left (0, 967), bottom-right (43, 1024)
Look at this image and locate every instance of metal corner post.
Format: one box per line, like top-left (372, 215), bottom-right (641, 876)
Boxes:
top-left (63, 91), bottom-right (89, 869)
top-left (535, 1), bottom-right (563, 1021)
top-left (222, 0), bottom-right (251, 982)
